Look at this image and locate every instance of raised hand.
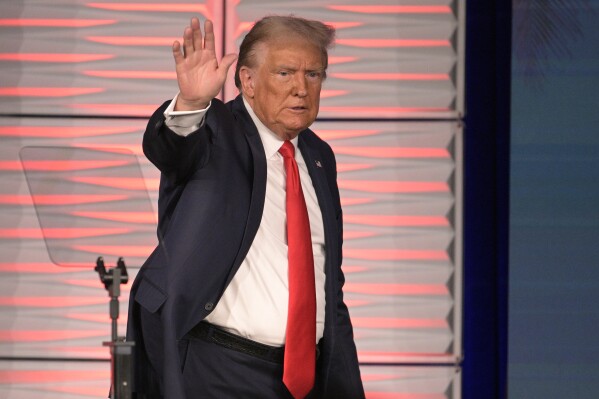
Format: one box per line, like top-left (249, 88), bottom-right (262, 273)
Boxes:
top-left (172, 18), bottom-right (238, 111)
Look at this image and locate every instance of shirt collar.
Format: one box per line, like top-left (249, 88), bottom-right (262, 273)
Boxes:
top-left (242, 96), bottom-right (299, 160)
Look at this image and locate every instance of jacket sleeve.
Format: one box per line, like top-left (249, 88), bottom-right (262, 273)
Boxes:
top-left (142, 100), bottom-right (213, 185)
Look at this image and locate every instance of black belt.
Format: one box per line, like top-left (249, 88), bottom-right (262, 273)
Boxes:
top-left (189, 322), bottom-right (320, 365)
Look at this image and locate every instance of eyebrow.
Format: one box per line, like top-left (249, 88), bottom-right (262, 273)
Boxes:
top-left (276, 65), bottom-right (324, 72)
top-left (276, 64), bottom-right (324, 71)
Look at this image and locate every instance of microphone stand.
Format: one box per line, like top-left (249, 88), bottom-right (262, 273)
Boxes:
top-left (95, 257), bottom-right (134, 399)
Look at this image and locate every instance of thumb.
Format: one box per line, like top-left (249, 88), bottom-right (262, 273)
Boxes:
top-left (219, 53), bottom-right (238, 77)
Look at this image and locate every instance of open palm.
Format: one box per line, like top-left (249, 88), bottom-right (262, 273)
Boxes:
top-left (172, 18), bottom-right (237, 111)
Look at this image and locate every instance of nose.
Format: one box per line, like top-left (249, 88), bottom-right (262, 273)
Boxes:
top-left (293, 74), bottom-right (308, 97)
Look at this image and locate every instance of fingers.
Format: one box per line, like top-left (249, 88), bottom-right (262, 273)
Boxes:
top-left (180, 18), bottom-right (211, 58)
top-left (191, 17), bottom-right (202, 52)
top-left (173, 17), bottom-right (221, 66)
top-left (203, 19), bottom-right (215, 53)
top-left (172, 41), bottom-right (184, 64)
top-left (183, 25), bottom-right (194, 57)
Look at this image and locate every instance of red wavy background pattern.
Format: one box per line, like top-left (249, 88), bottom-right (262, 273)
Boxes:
top-left (0, 1), bottom-right (464, 397)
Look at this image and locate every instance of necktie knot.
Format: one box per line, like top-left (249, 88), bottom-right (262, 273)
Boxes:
top-left (279, 140), bottom-right (295, 159)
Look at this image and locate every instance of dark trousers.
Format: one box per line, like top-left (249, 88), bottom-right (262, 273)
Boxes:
top-left (140, 307), bottom-right (323, 398)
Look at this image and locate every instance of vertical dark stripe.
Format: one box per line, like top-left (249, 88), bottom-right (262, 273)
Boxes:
top-left (462, 1), bottom-right (511, 398)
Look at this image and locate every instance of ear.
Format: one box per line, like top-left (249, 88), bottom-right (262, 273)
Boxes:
top-left (239, 66), bottom-right (255, 98)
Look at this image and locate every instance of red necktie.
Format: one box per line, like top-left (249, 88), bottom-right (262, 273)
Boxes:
top-left (279, 140), bottom-right (316, 399)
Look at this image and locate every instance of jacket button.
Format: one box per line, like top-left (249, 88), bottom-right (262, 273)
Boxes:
top-left (204, 302), bottom-right (214, 311)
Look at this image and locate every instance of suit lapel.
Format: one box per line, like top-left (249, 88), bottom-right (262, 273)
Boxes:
top-left (224, 96), bottom-right (267, 286)
top-left (299, 133), bottom-right (340, 360)
top-left (298, 134), bottom-right (339, 264)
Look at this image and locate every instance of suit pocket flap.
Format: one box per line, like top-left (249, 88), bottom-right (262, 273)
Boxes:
top-left (135, 278), bottom-right (167, 313)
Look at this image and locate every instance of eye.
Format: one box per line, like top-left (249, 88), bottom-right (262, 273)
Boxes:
top-left (306, 71), bottom-right (323, 81)
top-left (278, 71), bottom-right (290, 77)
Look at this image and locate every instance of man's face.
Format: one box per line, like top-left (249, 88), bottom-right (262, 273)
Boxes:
top-left (242, 39), bottom-right (324, 140)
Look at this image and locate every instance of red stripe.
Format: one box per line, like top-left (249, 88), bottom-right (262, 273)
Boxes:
top-left (360, 374), bottom-right (396, 383)
top-left (0, 330), bottom-right (105, 342)
top-left (328, 56), bottom-right (358, 65)
top-left (352, 317), bottom-right (448, 329)
top-left (365, 394), bottom-right (446, 399)
top-left (0, 370), bottom-right (109, 384)
top-left (72, 245), bottom-right (154, 257)
top-left (64, 313), bottom-right (112, 323)
top-left (336, 163), bottom-right (373, 173)
top-left (344, 231), bottom-right (377, 240)
top-left (0, 87), bottom-right (104, 97)
top-left (328, 5), bottom-right (452, 14)
top-left (69, 103), bottom-right (156, 116)
top-left (0, 228), bottom-right (132, 239)
top-left (316, 130), bottom-right (380, 140)
top-left (13, 159), bottom-right (132, 171)
top-left (319, 106), bottom-right (450, 115)
top-left (336, 38), bottom-right (451, 48)
top-left (344, 283), bottom-right (448, 296)
top-left (235, 21), bottom-right (361, 36)
top-left (83, 70), bottom-right (176, 79)
top-left (325, 21), bottom-right (363, 29)
top-left (86, 36), bottom-right (178, 46)
top-left (0, 263), bottom-right (89, 273)
top-left (25, 194), bottom-right (129, 205)
top-left (70, 176), bottom-right (159, 191)
top-left (71, 211), bottom-right (156, 224)
top-left (360, 351), bottom-right (456, 358)
top-left (331, 73), bottom-right (449, 81)
top-left (344, 214), bottom-right (448, 227)
top-left (320, 89), bottom-right (349, 99)
top-left (344, 248), bottom-right (448, 261)
top-left (50, 345), bottom-right (108, 356)
top-left (338, 180), bottom-right (449, 193)
top-left (0, 19), bottom-right (115, 27)
top-left (0, 126), bottom-right (139, 138)
top-left (0, 53), bottom-right (114, 62)
top-left (333, 146), bottom-right (450, 158)
top-left (0, 297), bottom-right (106, 307)
top-left (86, 3), bottom-right (208, 13)
top-left (72, 143), bottom-right (144, 155)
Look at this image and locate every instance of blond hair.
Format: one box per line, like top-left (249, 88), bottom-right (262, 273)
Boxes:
top-left (234, 15), bottom-right (336, 88)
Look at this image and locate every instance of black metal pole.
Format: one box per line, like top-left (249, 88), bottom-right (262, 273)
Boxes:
top-left (96, 257), bottom-right (134, 399)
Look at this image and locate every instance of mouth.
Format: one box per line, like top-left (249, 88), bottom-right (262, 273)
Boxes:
top-left (289, 106), bottom-right (308, 112)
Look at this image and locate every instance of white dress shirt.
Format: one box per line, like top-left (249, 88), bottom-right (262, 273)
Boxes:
top-left (163, 95), bottom-right (326, 346)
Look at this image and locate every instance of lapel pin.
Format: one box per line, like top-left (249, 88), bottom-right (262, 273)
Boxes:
top-left (315, 160), bottom-right (322, 168)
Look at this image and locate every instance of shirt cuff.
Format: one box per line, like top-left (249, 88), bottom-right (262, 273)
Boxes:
top-left (163, 93), bottom-right (211, 137)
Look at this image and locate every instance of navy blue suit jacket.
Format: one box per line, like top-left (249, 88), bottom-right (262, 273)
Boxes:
top-left (127, 95), bottom-right (364, 398)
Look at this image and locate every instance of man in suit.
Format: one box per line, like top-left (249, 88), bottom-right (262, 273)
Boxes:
top-left (127, 15), bottom-right (364, 398)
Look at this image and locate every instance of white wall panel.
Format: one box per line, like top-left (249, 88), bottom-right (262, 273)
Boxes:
top-left (0, 117), bottom-right (151, 358)
top-left (0, 360), bottom-right (109, 398)
top-left (1, 0), bottom-right (465, 396)
top-left (312, 120), bottom-right (462, 363)
top-left (362, 365), bottom-right (461, 399)
top-left (1, 0), bottom-right (223, 116)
